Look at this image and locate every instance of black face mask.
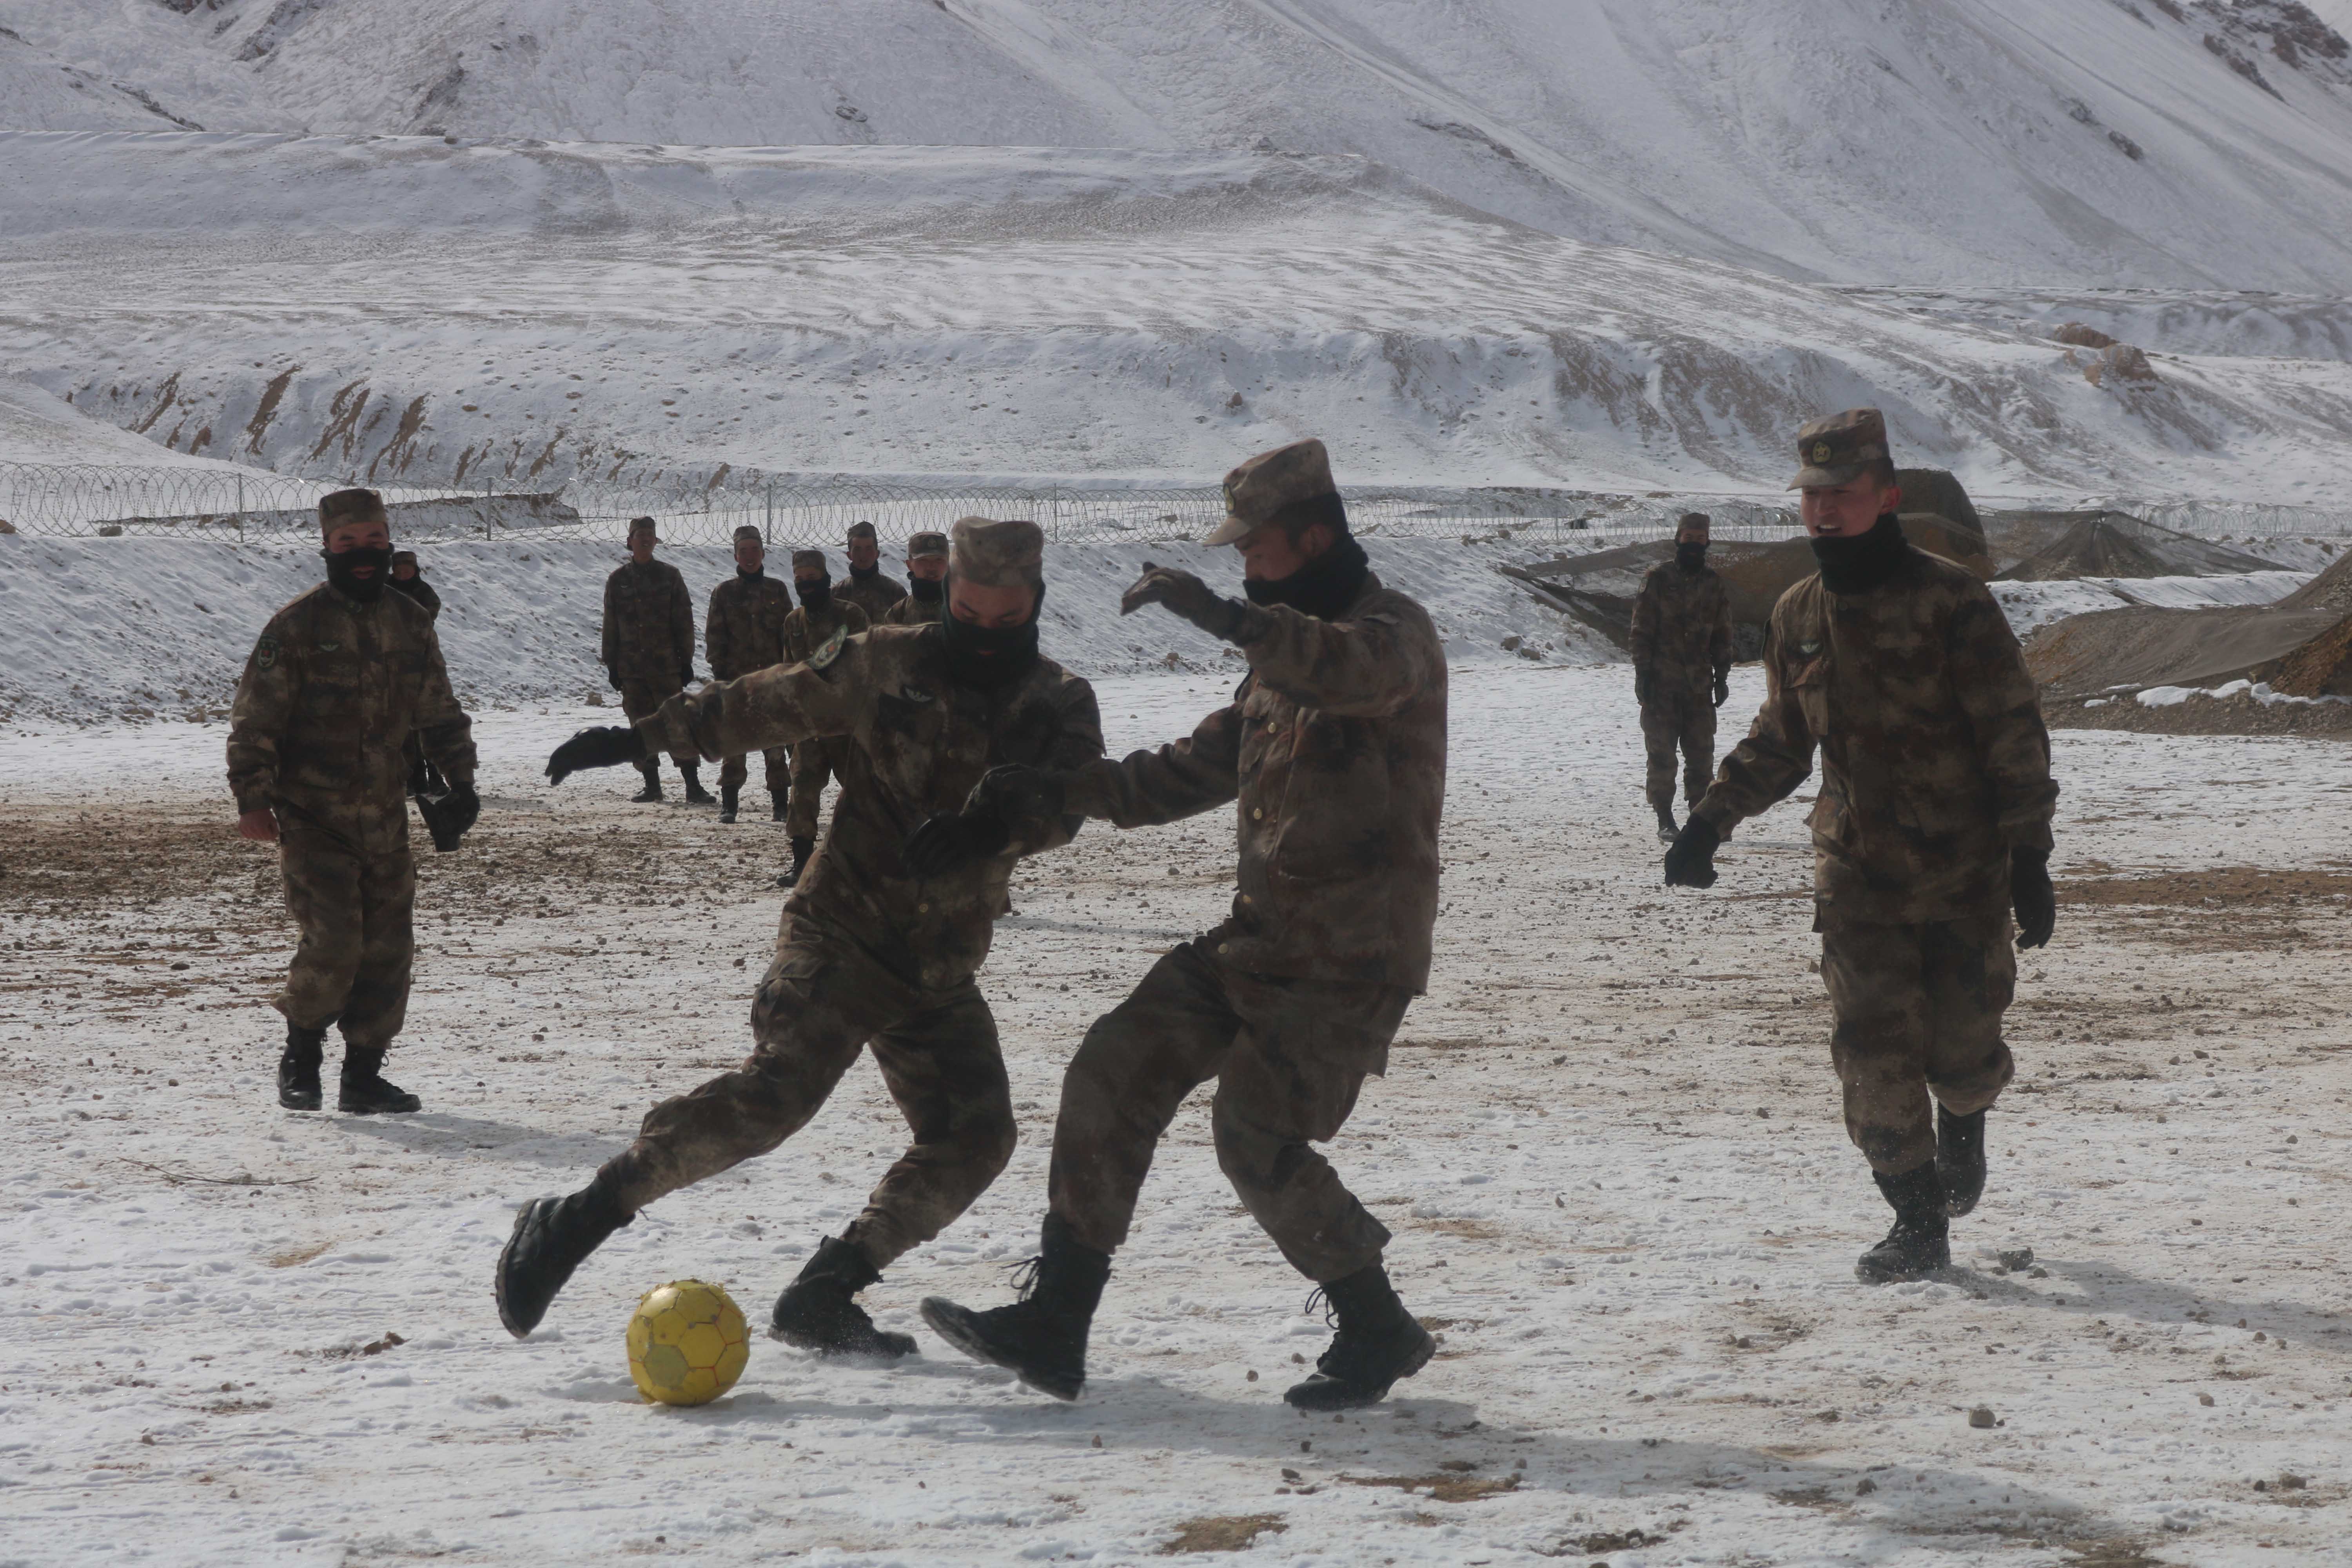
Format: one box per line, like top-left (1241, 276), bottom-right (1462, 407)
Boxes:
top-left (795, 577), bottom-right (832, 610)
top-left (909, 575), bottom-right (944, 603)
top-left (1676, 541), bottom-right (1709, 572)
top-left (1242, 532), bottom-right (1371, 620)
top-left (940, 585), bottom-right (1044, 690)
top-left (323, 544), bottom-right (392, 603)
top-left (1810, 514), bottom-right (1910, 595)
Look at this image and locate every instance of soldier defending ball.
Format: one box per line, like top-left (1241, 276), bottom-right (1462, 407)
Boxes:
top-left (1663, 410), bottom-right (2058, 1283)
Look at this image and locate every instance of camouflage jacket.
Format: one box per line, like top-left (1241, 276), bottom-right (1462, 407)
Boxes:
top-left (641, 624), bottom-right (1103, 990)
top-left (1630, 562), bottom-right (1732, 694)
top-left (704, 572), bottom-right (793, 682)
top-left (227, 583), bottom-right (476, 833)
top-left (389, 576), bottom-right (441, 620)
top-left (601, 559), bottom-right (695, 688)
top-left (883, 592), bottom-right (944, 626)
top-left (784, 597), bottom-right (870, 664)
top-left (1062, 572), bottom-right (1447, 992)
top-left (834, 568), bottom-right (907, 624)
top-left (1693, 546), bottom-right (2057, 927)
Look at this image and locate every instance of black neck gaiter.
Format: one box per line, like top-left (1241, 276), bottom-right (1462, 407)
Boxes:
top-left (849, 564), bottom-right (879, 584)
top-left (1811, 514), bottom-right (1909, 595)
top-left (1676, 543), bottom-right (1709, 572)
top-left (737, 565), bottom-right (765, 581)
top-left (796, 578), bottom-right (832, 610)
top-left (940, 585), bottom-right (1044, 690)
top-left (1242, 532), bottom-right (1371, 620)
top-left (324, 545), bottom-right (391, 603)
top-left (909, 575), bottom-right (944, 604)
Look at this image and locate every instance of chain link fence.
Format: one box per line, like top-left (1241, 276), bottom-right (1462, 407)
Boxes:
top-left (2, 461), bottom-right (2343, 550)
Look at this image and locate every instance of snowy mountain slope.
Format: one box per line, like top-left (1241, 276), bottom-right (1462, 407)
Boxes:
top-left (8, 0), bottom-right (2352, 289)
top-left (6, 133), bottom-right (2351, 498)
top-left (0, 371), bottom-right (276, 469)
top-left (0, 19), bottom-right (203, 130)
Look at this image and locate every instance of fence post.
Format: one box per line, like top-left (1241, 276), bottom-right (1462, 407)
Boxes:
top-left (483, 476), bottom-right (494, 541)
top-left (765, 480), bottom-right (774, 546)
top-left (235, 474), bottom-right (245, 542)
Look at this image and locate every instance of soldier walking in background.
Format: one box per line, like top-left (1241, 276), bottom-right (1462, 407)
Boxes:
top-left (1631, 512), bottom-right (1733, 842)
top-left (922, 439), bottom-right (1448, 1412)
top-left (1664, 410), bottom-right (2058, 1284)
top-left (601, 515), bottom-right (712, 805)
top-left (777, 549), bottom-right (871, 889)
top-left (883, 532), bottom-right (949, 625)
top-left (499, 519), bottom-right (1103, 1359)
top-left (706, 524), bottom-right (793, 825)
top-left (835, 520), bottom-right (908, 622)
top-left (229, 488), bottom-right (478, 1116)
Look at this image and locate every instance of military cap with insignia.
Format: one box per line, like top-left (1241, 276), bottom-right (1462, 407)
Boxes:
top-left (845, 520), bottom-right (878, 543)
top-left (732, 524), bottom-right (763, 544)
top-left (1203, 437), bottom-right (1344, 546)
top-left (318, 486), bottom-right (387, 535)
top-left (906, 531), bottom-right (949, 560)
top-left (791, 548), bottom-right (829, 572)
top-left (626, 514), bottom-right (657, 537)
top-left (950, 516), bottom-right (1044, 588)
top-left (1787, 408), bottom-right (1892, 490)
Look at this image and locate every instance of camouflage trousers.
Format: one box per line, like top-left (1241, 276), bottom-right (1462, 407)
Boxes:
top-left (786, 738), bottom-right (844, 838)
top-left (1048, 941), bottom-right (1410, 1283)
top-left (274, 813), bottom-right (416, 1053)
top-left (597, 911), bottom-right (1014, 1270)
top-left (718, 746), bottom-right (790, 795)
top-left (620, 681), bottom-right (694, 769)
top-left (1640, 688), bottom-right (1717, 809)
top-left (1820, 913), bottom-right (2017, 1174)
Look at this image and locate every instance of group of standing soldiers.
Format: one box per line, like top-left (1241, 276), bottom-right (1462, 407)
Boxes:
top-left (228, 407), bottom-right (2058, 1414)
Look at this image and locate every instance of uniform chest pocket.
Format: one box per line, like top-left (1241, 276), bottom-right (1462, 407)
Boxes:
top-left (1786, 652), bottom-right (1831, 739)
top-left (1238, 684), bottom-right (1289, 771)
top-left (299, 659), bottom-right (363, 717)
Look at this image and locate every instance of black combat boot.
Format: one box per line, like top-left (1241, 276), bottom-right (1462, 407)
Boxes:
top-left (681, 763), bottom-right (716, 805)
top-left (630, 762), bottom-right (663, 804)
top-left (770, 1236), bottom-right (918, 1358)
top-left (338, 1045), bottom-right (422, 1114)
top-left (770, 792), bottom-right (788, 822)
top-left (1937, 1105), bottom-right (1987, 1218)
top-left (719, 784), bottom-right (740, 824)
top-left (1856, 1161), bottom-right (1951, 1283)
top-left (775, 835), bottom-right (815, 889)
top-left (496, 1179), bottom-right (634, 1337)
top-left (1284, 1262), bottom-right (1435, 1411)
top-left (921, 1214), bottom-right (1111, 1401)
top-left (278, 1024), bottom-right (325, 1111)
top-left (1653, 801), bottom-right (1680, 843)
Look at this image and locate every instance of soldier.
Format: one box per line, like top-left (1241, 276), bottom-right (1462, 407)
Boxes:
top-left (496, 519), bottom-right (1104, 1357)
top-left (1631, 512), bottom-right (1734, 842)
top-left (1664, 409), bottom-right (2058, 1284)
top-left (882, 531), bottom-right (949, 625)
top-left (705, 525), bottom-right (793, 824)
top-left (600, 515), bottom-right (711, 805)
top-left (920, 439), bottom-right (1448, 1412)
top-left (387, 550), bottom-right (446, 798)
top-left (835, 519), bottom-right (907, 622)
top-left (228, 488), bottom-right (478, 1116)
top-left (776, 549), bottom-right (871, 889)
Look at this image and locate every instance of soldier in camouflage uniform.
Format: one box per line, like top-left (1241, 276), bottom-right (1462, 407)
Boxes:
top-left (922, 440), bottom-right (1448, 1412)
top-left (776, 548), bottom-right (871, 887)
top-left (705, 524), bottom-right (794, 824)
top-left (1665, 410), bottom-right (2058, 1283)
top-left (498, 518), bottom-right (1104, 1359)
top-left (1631, 512), bottom-right (1734, 841)
top-left (600, 515), bottom-right (712, 805)
top-left (882, 531), bottom-right (949, 626)
top-left (835, 520), bottom-right (908, 622)
top-left (229, 488), bottom-right (478, 1116)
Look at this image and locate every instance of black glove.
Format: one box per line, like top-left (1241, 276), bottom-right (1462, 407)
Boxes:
top-left (1711, 673), bottom-right (1730, 708)
top-left (1634, 671), bottom-right (1653, 706)
top-left (547, 725), bottom-right (648, 785)
top-left (680, 665), bottom-right (697, 689)
top-left (903, 812), bottom-right (1012, 878)
top-left (964, 764), bottom-right (1067, 826)
top-left (606, 666), bottom-right (622, 692)
top-left (1122, 562), bottom-right (1248, 642)
top-left (1662, 816), bottom-right (1722, 889)
top-left (2011, 844), bottom-right (2056, 950)
top-left (418, 779), bottom-right (480, 852)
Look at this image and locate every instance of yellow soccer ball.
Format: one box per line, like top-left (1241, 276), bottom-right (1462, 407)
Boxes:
top-left (626, 1278), bottom-right (750, 1407)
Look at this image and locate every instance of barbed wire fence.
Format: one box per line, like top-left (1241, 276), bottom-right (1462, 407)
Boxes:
top-left (0, 462), bottom-right (2344, 549)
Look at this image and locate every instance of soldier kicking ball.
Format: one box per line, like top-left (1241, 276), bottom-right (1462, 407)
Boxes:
top-left (1663, 409), bottom-right (2058, 1283)
top-left (920, 439), bottom-right (1448, 1411)
top-left (497, 519), bottom-right (1104, 1359)
top-left (229, 487), bottom-right (479, 1115)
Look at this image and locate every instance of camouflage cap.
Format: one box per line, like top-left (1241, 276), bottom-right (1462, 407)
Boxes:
top-left (950, 516), bottom-right (1044, 589)
top-left (790, 548), bottom-right (829, 573)
top-left (1677, 511), bottom-right (1711, 531)
top-left (318, 487), bottom-right (386, 535)
top-left (732, 524), bottom-right (764, 544)
top-left (627, 514), bottom-right (658, 537)
top-left (845, 520), bottom-right (878, 543)
top-left (906, 530), bottom-right (949, 560)
top-left (1788, 408), bottom-right (1892, 490)
top-left (1205, 438), bottom-right (1337, 546)
top-left (390, 549), bottom-right (419, 568)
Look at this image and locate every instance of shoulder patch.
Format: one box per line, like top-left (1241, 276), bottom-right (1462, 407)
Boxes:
top-left (806, 623), bottom-right (850, 671)
top-left (255, 632), bottom-right (280, 671)
top-left (1795, 638), bottom-right (1823, 657)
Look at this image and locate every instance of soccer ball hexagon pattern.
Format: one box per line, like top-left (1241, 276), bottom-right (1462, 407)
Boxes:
top-left (626, 1278), bottom-right (750, 1406)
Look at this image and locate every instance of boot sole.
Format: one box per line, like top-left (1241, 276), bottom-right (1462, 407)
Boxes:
top-left (495, 1199), bottom-right (554, 1339)
top-left (338, 1098), bottom-right (421, 1114)
top-left (1854, 1252), bottom-right (1952, 1285)
top-left (920, 1298), bottom-right (1082, 1401)
top-left (766, 1321), bottom-right (918, 1360)
top-left (1282, 1330), bottom-right (1436, 1411)
top-left (278, 1093), bottom-right (322, 1111)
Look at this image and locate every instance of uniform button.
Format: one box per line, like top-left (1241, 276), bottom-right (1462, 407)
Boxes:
top-left (1218, 943), bottom-right (1231, 955)
top-left (917, 902), bottom-right (929, 914)
top-left (1250, 807), bottom-right (1263, 820)
top-left (1240, 894), bottom-right (1252, 904)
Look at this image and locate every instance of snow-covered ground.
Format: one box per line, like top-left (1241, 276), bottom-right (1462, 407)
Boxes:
top-left (4, 665), bottom-right (2350, 1565)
